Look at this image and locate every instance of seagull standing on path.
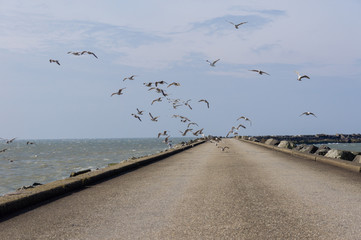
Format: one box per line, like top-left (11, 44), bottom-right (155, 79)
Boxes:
top-left (295, 71), bottom-right (310, 81)
top-left (300, 112), bottom-right (317, 117)
top-left (249, 69), bottom-right (270, 75)
top-left (206, 59), bottom-right (220, 67)
top-left (226, 21), bottom-right (247, 29)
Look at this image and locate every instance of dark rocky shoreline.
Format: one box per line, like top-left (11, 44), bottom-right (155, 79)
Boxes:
top-left (249, 133), bottom-right (361, 144)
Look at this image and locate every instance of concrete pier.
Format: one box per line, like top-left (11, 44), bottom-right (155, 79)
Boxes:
top-left (1, 139), bottom-right (361, 239)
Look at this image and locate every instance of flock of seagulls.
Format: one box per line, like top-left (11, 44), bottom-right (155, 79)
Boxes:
top-left (11, 18), bottom-right (316, 156)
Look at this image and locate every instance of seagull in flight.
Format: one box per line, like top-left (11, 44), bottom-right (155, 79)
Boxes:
top-left (226, 21), bottom-right (247, 29)
top-left (81, 51), bottom-right (98, 59)
top-left (49, 59), bottom-right (60, 65)
top-left (295, 71), bottom-right (310, 81)
top-left (123, 75), bottom-right (137, 81)
top-left (167, 82), bottom-right (180, 88)
top-left (111, 88), bottom-right (126, 96)
top-left (206, 59), bottom-right (220, 67)
top-left (131, 114), bottom-right (142, 122)
top-left (67, 51), bottom-right (81, 56)
top-left (249, 69), bottom-right (270, 75)
top-left (237, 116), bottom-right (252, 126)
top-left (299, 112), bottom-right (317, 117)
top-left (198, 99), bottom-right (209, 108)
top-left (149, 112), bottom-right (159, 122)
top-left (136, 108), bottom-right (144, 115)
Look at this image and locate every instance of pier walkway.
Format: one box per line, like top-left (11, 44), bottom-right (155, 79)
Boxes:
top-left (1, 139), bottom-right (361, 239)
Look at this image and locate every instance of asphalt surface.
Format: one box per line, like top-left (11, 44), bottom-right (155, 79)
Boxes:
top-left (1, 139), bottom-right (361, 239)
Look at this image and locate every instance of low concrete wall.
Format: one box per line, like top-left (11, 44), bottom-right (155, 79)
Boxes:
top-left (238, 138), bottom-right (361, 173)
top-left (0, 140), bottom-right (205, 218)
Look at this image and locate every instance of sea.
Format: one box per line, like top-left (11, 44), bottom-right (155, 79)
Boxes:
top-left (314, 142), bottom-right (361, 153)
top-left (0, 138), bottom-right (195, 196)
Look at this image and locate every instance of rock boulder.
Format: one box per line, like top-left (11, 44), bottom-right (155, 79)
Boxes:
top-left (324, 149), bottom-right (356, 161)
top-left (278, 140), bottom-right (296, 149)
top-left (265, 138), bottom-right (280, 146)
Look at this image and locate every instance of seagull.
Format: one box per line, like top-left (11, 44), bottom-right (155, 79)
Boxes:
top-left (136, 108), bottom-right (144, 115)
top-left (6, 138), bottom-right (16, 144)
top-left (180, 129), bottom-right (193, 136)
top-left (295, 71), bottom-right (310, 81)
top-left (131, 114), bottom-right (142, 122)
top-left (49, 59), bottom-right (60, 65)
top-left (143, 82), bottom-right (153, 87)
top-left (0, 148), bottom-right (7, 153)
top-left (237, 116), bottom-right (252, 126)
top-left (187, 122), bottom-right (199, 128)
top-left (300, 112), bottom-right (317, 117)
top-left (111, 88), bottom-right (126, 96)
top-left (249, 69), bottom-right (270, 75)
top-left (193, 128), bottom-right (204, 136)
top-left (226, 21), bottom-right (247, 29)
top-left (26, 141), bottom-right (35, 145)
top-left (155, 81), bottom-right (167, 87)
top-left (206, 59), bottom-right (220, 67)
top-left (123, 75), bottom-right (137, 81)
top-left (67, 51), bottom-right (81, 56)
top-left (218, 146), bottom-right (229, 151)
top-left (198, 99), bottom-right (209, 108)
top-left (158, 131), bottom-right (168, 138)
top-left (236, 124), bottom-right (246, 130)
top-left (184, 99), bottom-right (192, 110)
top-left (167, 82), bottom-right (180, 88)
top-left (149, 112), bottom-right (159, 122)
top-left (151, 97), bottom-right (162, 105)
top-left (81, 51), bottom-right (98, 58)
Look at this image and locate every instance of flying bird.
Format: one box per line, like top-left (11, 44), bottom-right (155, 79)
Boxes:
top-left (198, 99), bottom-right (209, 108)
top-left (111, 88), bottom-right (126, 96)
top-left (236, 124), bottom-right (246, 130)
top-left (299, 112), bottom-right (317, 117)
top-left (151, 97), bottom-right (162, 105)
top-left (81, 51), bottom-right (98, 58)
top-left (136, 108), bottom-right (144, 115)
top-left (149, 112), bottom-right (159, 122)
top-left (155, 81), bottom-right (167, 87)
top-left (6, 138), bottom-right (16, 144)
top-left (158, 131), bottom-right (168, 138)
top-left (0, 148), bottom-right (7, 153)
top-left (226, 21), bottom-right (247, 29)
top-left (237, 116), bottom-right (252, 126)
top-left (67, 51), bottom-right (81, 56)
top-left (206, 59), bottom-right (220, 67)
top-left (49, 59), bottom-right (60, 65)
top-left (180, 129), bottom-right (193, 136)
top-left (184, 99), bottom-right (192, 110)
top-left (131, 114), bottom-right (142, 122)
top-left (167, 82), bottom-right (180, 88)
top-left (123, 75), bottom-right (137, 81)
top-left (249, 69), bottom-right (270, 75)
top-left (295, 71), bottom-right (310, 81)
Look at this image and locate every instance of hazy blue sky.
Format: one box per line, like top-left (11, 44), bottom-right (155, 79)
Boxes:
top-left (1, 0), bottom-right (361, 139)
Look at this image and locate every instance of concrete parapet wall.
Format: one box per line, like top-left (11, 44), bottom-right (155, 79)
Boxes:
top-left (239, 138), bottom-right (360, 173)
top-left (0, 140), bottom-right (205, 218)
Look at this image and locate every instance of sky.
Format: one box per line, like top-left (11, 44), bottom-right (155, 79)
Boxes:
top-left (1, 0), bottom-right (361, 139)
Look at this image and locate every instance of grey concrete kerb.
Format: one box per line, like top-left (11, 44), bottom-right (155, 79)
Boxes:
top-left (0, 140), bottom-right (205, 218)
top-left (238, 138), bottom-right (361, 173)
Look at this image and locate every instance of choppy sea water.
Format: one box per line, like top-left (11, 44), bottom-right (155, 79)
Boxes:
top-left (0, 138), bottom-right (194, 196)
top-left (315, 143), bottom-right (361, 153)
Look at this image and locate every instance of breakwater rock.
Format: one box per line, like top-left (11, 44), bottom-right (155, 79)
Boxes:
top-left (249, 133), bottom-right (361, 144)
top-left (239, 136), bottom-right (361, 164)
